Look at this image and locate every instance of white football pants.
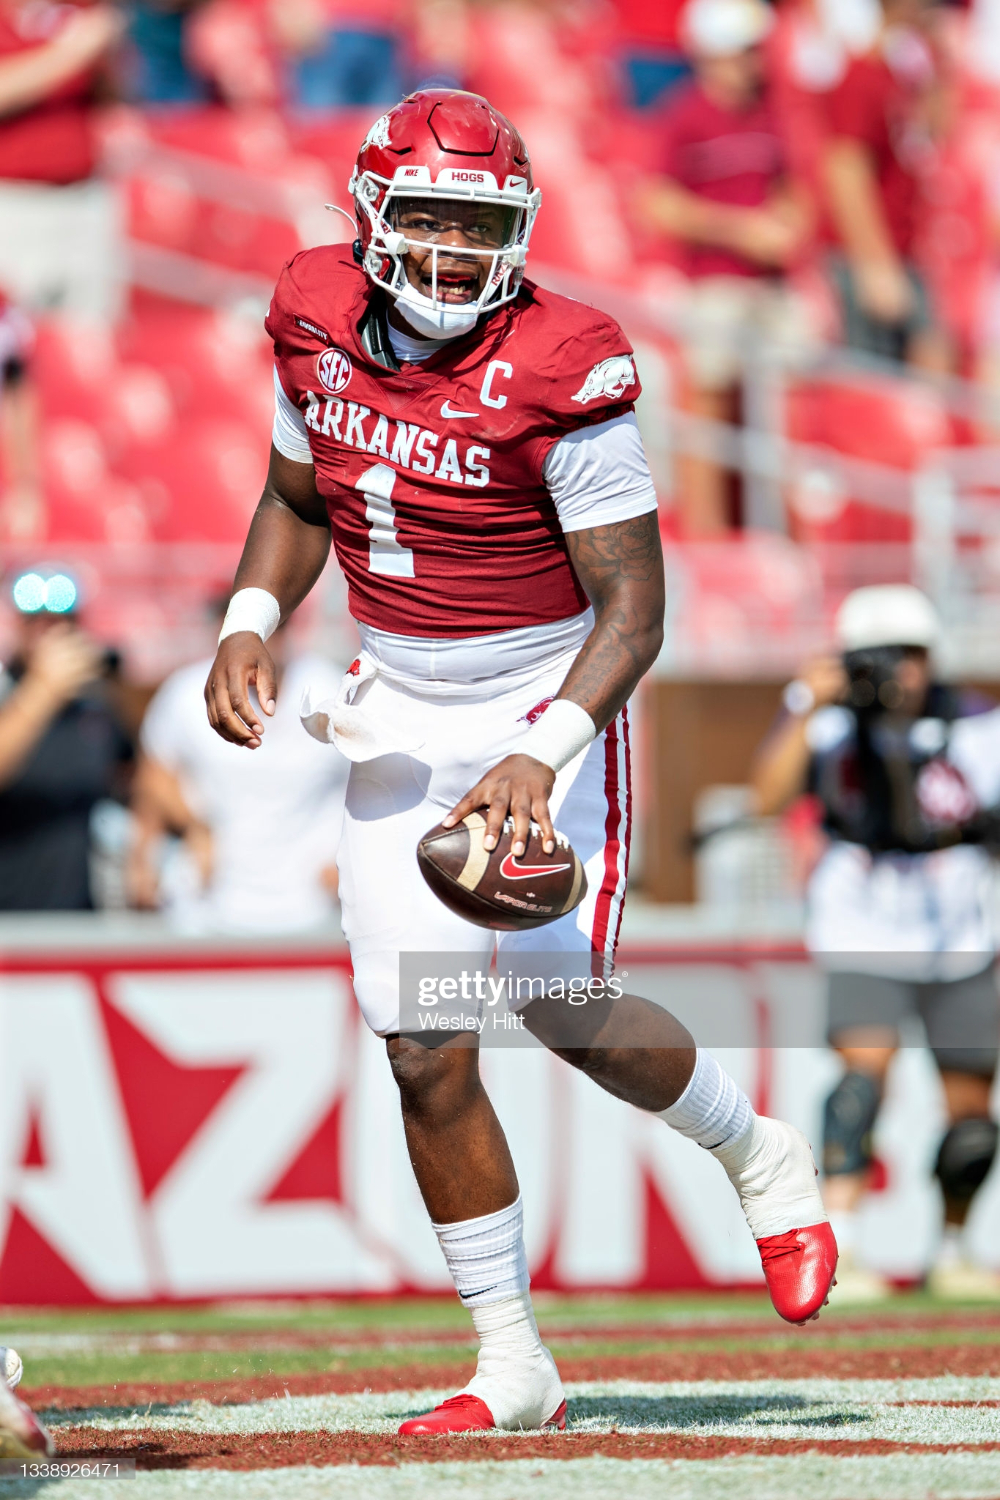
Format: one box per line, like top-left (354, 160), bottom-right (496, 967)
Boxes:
top-left (337, 649), bottom-right (631, 1036)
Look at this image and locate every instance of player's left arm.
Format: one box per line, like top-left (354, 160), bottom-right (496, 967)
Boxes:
top-left (444, 511), bottom-right (664, 856)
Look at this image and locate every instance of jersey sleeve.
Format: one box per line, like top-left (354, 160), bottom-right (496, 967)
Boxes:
top-left (826, 58), bottom-right (884, 146)
top-left (264, 252), bottom-right (333, 401)
top-left (527, 304), bottom-right (642, 479)
top-left (272, 365), bottom-right (313, 463)
top-left (543, 413), bottom-right (658, 533)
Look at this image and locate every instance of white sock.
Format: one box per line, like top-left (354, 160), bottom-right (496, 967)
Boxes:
top-left (431, 1198), bottom-right (563, 1429)
top-left (432, 1196), bottom-right (530, 1306)
top-left (659, 1050), bottom-right (827, 1239)
top-left (659, 1049), bottom-right (754, 1151)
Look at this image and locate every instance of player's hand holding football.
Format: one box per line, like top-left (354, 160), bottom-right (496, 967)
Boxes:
top-left (204, 633), bottom-right (277, 750)
top-left (444, 753), bottom-right (557, 857)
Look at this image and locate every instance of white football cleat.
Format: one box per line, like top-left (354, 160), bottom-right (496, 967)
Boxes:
top-left (0, 1381), bottom-right (53, 1462)
top-left (1, 1348), bottom-right (23, 1390)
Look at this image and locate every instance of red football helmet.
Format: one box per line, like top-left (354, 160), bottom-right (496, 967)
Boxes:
top-left (348, 90), bottom-right (541, 324)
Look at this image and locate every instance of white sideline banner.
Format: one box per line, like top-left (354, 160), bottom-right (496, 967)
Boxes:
top-left (0, 943), bottom-right (996, 1301)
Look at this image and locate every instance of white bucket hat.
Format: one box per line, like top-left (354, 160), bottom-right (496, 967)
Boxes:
top-left (681, 0), bottom-right (775, 58)
top-left (835, 585), bottom-right (940, 652)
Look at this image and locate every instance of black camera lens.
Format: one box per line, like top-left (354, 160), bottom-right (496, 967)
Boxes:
top-left (844, 646), bottom-right (908, 716)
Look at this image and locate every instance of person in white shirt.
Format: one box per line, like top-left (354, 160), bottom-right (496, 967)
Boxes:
top-left (753, 585), bottom-right (1000, 1300)
top-left (130, 622), bottom-right (348, 934)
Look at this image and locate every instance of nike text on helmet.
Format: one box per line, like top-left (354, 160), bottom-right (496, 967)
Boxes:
top-left (348, 89), bottom-right (541, 334)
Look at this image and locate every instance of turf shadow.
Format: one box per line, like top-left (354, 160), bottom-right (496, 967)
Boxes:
top-left (565, 1392), bottom-right (871, 1432)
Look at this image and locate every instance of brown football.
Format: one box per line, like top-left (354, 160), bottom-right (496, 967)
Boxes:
top-left (417, 810), bottom-right (588, 931)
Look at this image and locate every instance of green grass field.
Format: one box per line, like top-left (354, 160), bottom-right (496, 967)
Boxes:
top-left (3, 1292), bottom-right (1000, 1498)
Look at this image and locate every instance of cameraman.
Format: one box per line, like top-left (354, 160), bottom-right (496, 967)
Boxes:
top-left (752, 585), bottom-right (1000, 1299)
top-left (0, 569), bottom-right (132, 910)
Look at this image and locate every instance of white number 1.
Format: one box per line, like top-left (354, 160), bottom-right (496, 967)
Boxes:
top-left (355, 464), bottom-right (414, 577)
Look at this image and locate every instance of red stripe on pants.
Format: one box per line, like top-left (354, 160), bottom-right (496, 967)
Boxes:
top-left (591, 710), bottom-right (628, 967)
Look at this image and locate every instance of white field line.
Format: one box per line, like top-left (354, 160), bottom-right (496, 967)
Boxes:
top-left (45, 1377), bottom-right (1000, 1443)
top-left (8, 1453), bottom-right (1000, 1500)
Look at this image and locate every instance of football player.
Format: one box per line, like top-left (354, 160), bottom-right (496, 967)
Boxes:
top-left (205, 89), bottom-right (838, 1434)
top-left (0, 1344), bottom-right (52, 1461)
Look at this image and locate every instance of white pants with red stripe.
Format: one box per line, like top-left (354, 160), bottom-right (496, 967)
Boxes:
top-left (337, 646), bottom-right (630, 1037)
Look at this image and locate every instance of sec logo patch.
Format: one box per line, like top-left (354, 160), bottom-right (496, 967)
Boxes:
top-left (317, 347), bottom-right (352, 394)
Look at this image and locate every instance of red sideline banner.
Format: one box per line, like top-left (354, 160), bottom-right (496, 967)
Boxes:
top-left (0, 943), bottom-right (984, 1301)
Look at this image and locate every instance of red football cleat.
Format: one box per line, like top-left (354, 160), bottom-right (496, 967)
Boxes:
top-left (399, 1392), bottom-right (567, 1435)
top-left (757, 1222), bottom-right (838, 1324)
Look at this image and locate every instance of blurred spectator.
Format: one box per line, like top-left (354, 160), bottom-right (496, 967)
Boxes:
top-left (125, 0), bottom-right (209, 105)
top-left (0, 0), bottom-right (124, 318)
top-left (641, 0), bottom-right (814, 534)
top-left (409, 0), bottom-right (467, 91)
top-left (129, 619), bottom-right (348, 934)
top-left (271, 0), bottom-right (405, 109)
top-left (182, 0), bottom-right (281, 107)
top-left (609, 0), bottom-right (690, 110)
top-left (751, 586), bottom-right (1000, 1300)
top-left (770, 0), bottom-right (881, 195)
top-left (823, 0), bottom-right (947, 366)
top-left (0, 570), bottom-right (133, 910)
top-left (0, 292), bottom-right (43, 542)
top-left (778, 0), bottom-right (880, 94)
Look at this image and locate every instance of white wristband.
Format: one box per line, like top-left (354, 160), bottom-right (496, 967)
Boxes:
top-left (218, 588), bottom-right (281, 645)
top-left (520, 698), bottom-right (596, 773)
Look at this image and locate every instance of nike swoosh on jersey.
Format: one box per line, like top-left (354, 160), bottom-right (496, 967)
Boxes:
top-left (440, 400), bottom-right (481, 419)
top-left (499, 852), bottom-right (572, 880)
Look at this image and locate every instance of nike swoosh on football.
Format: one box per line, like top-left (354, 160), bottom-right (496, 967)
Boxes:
top-left (440, 400), bottom-right (480, 419)
top-left (499, 852), bottom-right (572, 880)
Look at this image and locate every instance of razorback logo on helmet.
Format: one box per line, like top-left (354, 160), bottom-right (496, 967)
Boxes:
top-left (317, 348), bottom-right (353, 395)
top-left (571, 355), bottom-right (637, 405)
top-left (364, 113), bottom-right (392, 150)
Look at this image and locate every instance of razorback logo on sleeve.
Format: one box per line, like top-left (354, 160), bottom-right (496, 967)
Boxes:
top-left (294, 316), bottom-right (333, 345)
top-left (571, 354), bottom-right (637, 405)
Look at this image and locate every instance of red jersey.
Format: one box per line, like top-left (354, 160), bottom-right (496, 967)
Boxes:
top-left (826, 52), bottom-right (929, 258)
top-left (657, 82), bottom-right (789, 280)
top-left (266, 245), bottom-right (641, 638)
top-left (609, 0), bottom-right (685, 49)
top-left (0, 4), bottom-right (96, 185)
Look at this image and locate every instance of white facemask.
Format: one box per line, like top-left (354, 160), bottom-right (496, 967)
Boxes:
top-left (394, 282), bottom-right (481, 341)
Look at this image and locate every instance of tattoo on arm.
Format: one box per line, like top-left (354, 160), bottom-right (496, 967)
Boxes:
top-left (559, 511), bottom-right (665, 732)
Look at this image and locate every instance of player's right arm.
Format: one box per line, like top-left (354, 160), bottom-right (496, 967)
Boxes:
top-left (204, 446), bottom-right (330, 748)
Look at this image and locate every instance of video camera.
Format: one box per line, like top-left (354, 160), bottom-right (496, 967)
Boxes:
top-left (843, 645), bottom-right (910, 715)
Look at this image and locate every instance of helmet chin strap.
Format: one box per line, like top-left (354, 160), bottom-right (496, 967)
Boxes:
top-left (394, 282), bottom-right (481, 341)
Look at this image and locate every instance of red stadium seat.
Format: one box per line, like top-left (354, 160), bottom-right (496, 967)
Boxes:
top-left (42, 420), bottom-right (154, 544)
top-left (784, 376), bottom-right (952, 544)
top-left (140, 417), bottom-right (267, 543)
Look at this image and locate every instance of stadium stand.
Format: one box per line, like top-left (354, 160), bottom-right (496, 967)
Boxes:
top-left (7, 0), bottom-right (1000, 684)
